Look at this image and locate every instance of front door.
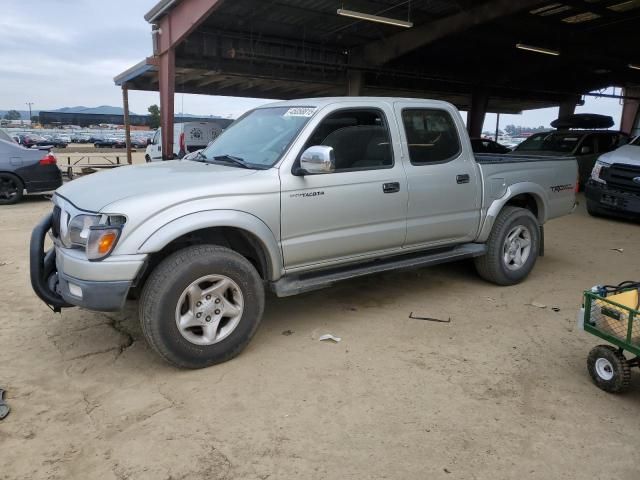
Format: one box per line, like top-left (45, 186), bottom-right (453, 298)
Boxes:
top-left (280, 106), bottom-right (408, 270)
top-left (394, 102), bottom-right (482, 247)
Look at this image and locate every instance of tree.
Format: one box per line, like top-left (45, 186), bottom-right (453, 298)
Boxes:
top-left (3, 110), bottom-right (21, 120)
top-left (148, 104), bottom-right (160, 129)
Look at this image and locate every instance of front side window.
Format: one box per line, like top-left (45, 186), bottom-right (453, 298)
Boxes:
top-left (401, 109), bottom-right (460, 164)
top-left (201, 107), bottom-right (313, 168)
top-left (299, 109), bottom-right (393, 171)
top-left (152, 130), bottom-right (160, 145)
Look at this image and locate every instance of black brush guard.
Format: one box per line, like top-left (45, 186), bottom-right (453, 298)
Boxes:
top-left (30, 213), bottom-right (72, 312)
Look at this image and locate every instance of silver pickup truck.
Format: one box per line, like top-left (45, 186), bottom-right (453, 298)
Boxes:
top-left (30, 98), bottom-right (577, 368)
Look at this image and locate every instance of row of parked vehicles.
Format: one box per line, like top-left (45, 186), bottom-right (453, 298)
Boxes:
top-left (10, 132), bottom-right (155, 150)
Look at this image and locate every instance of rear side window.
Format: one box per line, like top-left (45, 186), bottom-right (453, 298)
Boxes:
top-left (401, 109), bottom-right (460, 164)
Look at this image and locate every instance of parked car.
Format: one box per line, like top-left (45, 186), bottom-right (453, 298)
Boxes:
top-left (44, 135), bottom-right (68, 148)
top-left (512, 129), bottom-right (628, 188)
top-left (0, 132), bottom-right (62, 204)
top-left (15, 133), bottom-right (48, 149)
top-left (586, 135), bottom-right (640, 220)
top-left (30, 97), bottom-right (577, 368)
top-left (130, 137), bottom-right (148, 148)
top-left (145, 120), bottom-right (232, 161)
top-left (54, 134), bottom-right (72, 145)
top-left (471, 138), bottom-right (511, 154)
top-left (94, 137), bottom-right (125, 148)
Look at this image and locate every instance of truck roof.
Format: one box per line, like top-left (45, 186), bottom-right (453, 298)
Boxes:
top-left (259, 97), bottom-right (456, 110)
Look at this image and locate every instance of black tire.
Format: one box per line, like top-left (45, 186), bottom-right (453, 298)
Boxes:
top-left (145, 155), bottom-right (151, 163)
top-left (139, 245), bottom-right (265, 369)
top-left (474, 206), bottom-right (539, 285)
top-left (0, 173), bottom-right (24, 205)
top-left (587, 345), bottom-right (631, 393)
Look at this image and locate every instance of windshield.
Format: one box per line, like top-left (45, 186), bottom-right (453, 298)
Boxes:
top-left (199, 106), bottom-right (314, 168)
top-left (515, 132), bottom-right (582, 153)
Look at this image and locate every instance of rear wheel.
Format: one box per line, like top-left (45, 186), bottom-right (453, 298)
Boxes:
top-left (0, 173), bottom-right (24, 205)
top-left (587, 345), bottom-right (631, 393)
top-left (474, 206), bottom-right (539, 285)
top-left (139, 245), bottom-right (265, 369)
top-left (145, 155), bottom-right (151, 163)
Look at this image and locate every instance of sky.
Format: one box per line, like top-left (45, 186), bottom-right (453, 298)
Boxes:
top-left (0, 0), bottom-right (624, 128)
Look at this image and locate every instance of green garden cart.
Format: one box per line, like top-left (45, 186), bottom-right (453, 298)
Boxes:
top-left (580, 283), bottom-right (640, 393)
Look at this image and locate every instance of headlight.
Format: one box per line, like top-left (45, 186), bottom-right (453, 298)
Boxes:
top-left (591, 161), bottom-right (609, 184)
top-left (67, 214), bottom-right (101, 245)
top-left (86, 226), bottom-right (122, 261)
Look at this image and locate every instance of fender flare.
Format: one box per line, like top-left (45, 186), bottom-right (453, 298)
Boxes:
top-left (137, 210), bottom-right (283, 280)
top-left (476, 182), bottom-right (547, 243)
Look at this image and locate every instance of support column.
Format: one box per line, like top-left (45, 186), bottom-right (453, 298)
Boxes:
top-left (347, 70), bottom-right (363, 96)
top-left (122, 85), bottom-right (132, 165)
top-left (159, 48), bottom-right (175, 160)
top-left (620, 87), bottom-right (640, 135)
top-left (467, 87), bottom-right (489, 138)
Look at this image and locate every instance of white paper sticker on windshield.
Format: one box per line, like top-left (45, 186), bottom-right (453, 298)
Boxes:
top-left (284, 107), bottom-right (316, 117)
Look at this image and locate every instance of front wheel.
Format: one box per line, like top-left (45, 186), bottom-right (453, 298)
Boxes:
top-left (139, 245), bottom-right (265, 369)
top-left (474, 206), bottom-right (539, 285)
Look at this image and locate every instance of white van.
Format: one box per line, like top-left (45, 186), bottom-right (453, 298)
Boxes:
top-left (145, 121), bottom-right (231, 162)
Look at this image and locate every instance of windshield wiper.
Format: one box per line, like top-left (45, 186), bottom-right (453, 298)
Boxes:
top-left (212, 154), bottom-right (252, 169)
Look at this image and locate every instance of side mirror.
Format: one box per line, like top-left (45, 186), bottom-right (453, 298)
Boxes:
top-left (580, 146), bottom-right (592, 154)
top-left (297, 146), bottom-right (335, 175)
top-left (147, 138), bottom-right (152, 146)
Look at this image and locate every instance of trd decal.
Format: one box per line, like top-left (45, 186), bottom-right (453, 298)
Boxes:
top-left (290, 191), bottom-right (325, 198)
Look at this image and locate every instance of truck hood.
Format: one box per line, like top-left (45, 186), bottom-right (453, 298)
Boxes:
top-left (56, 160), bottom-right (259, 212)
top-left (599, 145), bottom-right (640, 167)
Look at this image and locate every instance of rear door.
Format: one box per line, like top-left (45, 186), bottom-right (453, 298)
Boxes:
top-left (394, 102), bottom-right (482, 247)
top-left (280, 104), bottom-right (408, 270)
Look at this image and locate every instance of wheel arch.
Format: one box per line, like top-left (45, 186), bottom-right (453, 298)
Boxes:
top-left (132, 210), bottom-right (283, 282)
top-left (477, 183), bottom-right (547, 242)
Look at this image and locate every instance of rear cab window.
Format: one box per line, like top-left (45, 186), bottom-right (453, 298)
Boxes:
top-left (400, 109), bottom-right (461, 164)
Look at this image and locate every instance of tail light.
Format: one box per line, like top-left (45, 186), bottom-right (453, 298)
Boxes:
top-left (179, 132), bottom-right (185, 153)
top-left (39, 153), bottom-right (57, 165)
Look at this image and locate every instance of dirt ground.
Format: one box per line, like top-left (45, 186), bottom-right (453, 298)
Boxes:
top-left (0, 193), bottom-right (638, 480)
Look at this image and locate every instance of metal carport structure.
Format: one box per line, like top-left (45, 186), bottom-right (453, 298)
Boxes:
top-left (115, 0), bottom-right (640, 159)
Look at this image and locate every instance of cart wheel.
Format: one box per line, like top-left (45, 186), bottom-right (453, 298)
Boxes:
top-left (587, 345), bottom-right (631, 393)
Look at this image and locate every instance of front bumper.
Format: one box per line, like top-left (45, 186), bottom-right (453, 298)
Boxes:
top-left (585, 180), bottom-right (640, 217)
top-left (30, 213), bottom-right (146, 312)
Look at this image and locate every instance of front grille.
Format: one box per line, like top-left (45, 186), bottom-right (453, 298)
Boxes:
top-left (602, 163), bottom-right (640, 193)
top-left (51, 206), bottom-right (61, 238)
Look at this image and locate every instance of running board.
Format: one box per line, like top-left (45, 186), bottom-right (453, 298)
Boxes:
top-left (271, 243), bottom-right (486, 297)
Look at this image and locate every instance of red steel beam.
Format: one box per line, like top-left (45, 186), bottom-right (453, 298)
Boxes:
top-left (155, 0), bottom-right (225, 159)
top-left (157, 0), bottom-right (225, 54)
top-left (159, 48), bottom-right (176, 160)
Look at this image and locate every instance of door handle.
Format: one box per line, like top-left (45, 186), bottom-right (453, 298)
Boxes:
top-left (456, 174), bottom-right (470, 184)
top-left (382, 182), bottom-right (400, 193)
